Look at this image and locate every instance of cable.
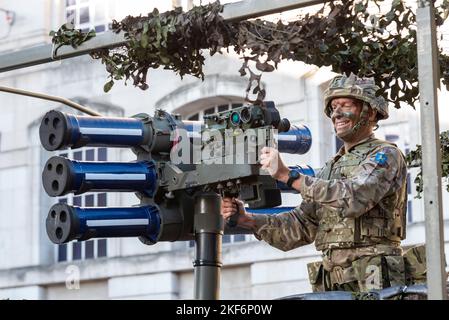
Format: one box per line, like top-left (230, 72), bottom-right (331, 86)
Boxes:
top-left (0, 85), bottom-right (103, 116)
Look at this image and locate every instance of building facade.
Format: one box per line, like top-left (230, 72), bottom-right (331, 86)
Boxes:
top-left (0, 0), bottom-right (448, 300)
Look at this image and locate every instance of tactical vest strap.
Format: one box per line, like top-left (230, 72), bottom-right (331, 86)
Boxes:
top-left (332, 159), bottom-right (361, 168)
top-left (361, 225), bottom-right (386, 237)
top-left (361, 222), bottom-right (402, 241)
top-left (320, 160), bottom-right (334, 180)
top-left (329, 265), bottom-right (357, 285)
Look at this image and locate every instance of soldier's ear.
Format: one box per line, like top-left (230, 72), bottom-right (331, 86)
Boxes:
top-left (369, 108), bottom-right (378, 122)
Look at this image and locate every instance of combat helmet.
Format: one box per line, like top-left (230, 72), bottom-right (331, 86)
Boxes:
top-left (323, 73), bottom-right (388, 120)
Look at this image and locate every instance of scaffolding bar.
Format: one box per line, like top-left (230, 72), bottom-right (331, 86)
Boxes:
top-left (0, 85), bottom-right (102, 116)
top-left (0, 0), bottom-right (329, 73)
top-left (416, 1), bottom-right (447, 300)
top-left (221, 0), bottom-right (328, 21)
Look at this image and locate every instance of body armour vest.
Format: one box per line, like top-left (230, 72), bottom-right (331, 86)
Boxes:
top-left (313, 138), bottom-right (407, 251)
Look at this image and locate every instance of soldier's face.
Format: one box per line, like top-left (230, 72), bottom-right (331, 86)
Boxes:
top-left (330, 98), bottom-right (362, 137)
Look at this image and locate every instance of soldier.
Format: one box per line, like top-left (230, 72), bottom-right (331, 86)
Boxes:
top-left (222, 73), bottom-right (410, 292)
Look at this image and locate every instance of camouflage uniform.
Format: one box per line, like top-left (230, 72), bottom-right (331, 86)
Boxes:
top-left (252, 135), bottom-right (408, 292)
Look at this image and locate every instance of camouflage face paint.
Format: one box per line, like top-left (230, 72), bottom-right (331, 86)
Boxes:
top-left (332, 103), bottom-right (372, 141)
top-left (331, 110), bottom-right (357, 122)
top-left (331, 110), bottom-right (360, 140)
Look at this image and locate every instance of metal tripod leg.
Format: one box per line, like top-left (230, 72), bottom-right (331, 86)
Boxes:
top-left (193, 192), bottom-right (223, 300)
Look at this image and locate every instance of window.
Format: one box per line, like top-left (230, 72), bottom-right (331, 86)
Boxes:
top-left (407, 200), bottom-right (413, 223)
top-left (406, 172), bottom-right (413, 223)
top-left (222, 234), bottom-right (247, 243)
top-left (65, 0), bottom-right (109, 33)
top-left (217, 105), bottom-right (229, 112)
top-left (335, 135), bottom-right (344, 153)
top-left (404, 146), bottom-right (415, 224)
top-left (385, 134), bottom-right (399, 142)
top-left (187, 103), bottom-right (243, 121)
top-left (55, 147), bottom-right (108, 263)
top-left (188, 114), bottom-right (199, 121)
top-left (204, 107), bottom-right (215, 115)
top-left (187, 234), bottom-right (248, 248)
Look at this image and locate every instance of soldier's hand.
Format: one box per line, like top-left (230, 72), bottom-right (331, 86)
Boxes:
top-left (260, 147), bottom-right (289, 182)
top-left (221, 197), bottom-right (246, 221)
top-left (221, 197), bottom-right (258, 231)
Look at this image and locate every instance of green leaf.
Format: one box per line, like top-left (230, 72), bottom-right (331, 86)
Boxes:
top-left (256, 61), bottom-right (275, 72)
top-left (160, 55), bottom-right (170, 64)
top-left (319, 43), bottom-right (329, 53)
top-left (143, 21), bottom-right (149, 34)
top-left (392, 0), bottom-right (402, 8)
top-left (103, 80), bottom-right (114, 93)
top-left (141, 34), bottom-right (149, 48)
top-left (355, 3), bottom-right (365, 13)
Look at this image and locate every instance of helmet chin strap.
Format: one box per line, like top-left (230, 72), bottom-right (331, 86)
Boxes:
top-left (333, 103), bottom-right (371, 141)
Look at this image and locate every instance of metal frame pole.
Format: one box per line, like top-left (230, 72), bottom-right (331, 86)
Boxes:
top-left (0, 85), bottom-right (102, 116)
top-left (193, 192), bottom-right (223, 300)
top-left (416, 0), bottom-right (447, 300)
top-left (0, 0), bottom-right (330, 73)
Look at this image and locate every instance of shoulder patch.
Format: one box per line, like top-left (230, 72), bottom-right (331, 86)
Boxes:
top-left (372, 151), bottom-right (388, 166)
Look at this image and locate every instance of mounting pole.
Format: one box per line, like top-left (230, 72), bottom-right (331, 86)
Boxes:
top-left (193, 192), bottom-right (223, 300)
top-left (416, 0), bottom-right (447, 300)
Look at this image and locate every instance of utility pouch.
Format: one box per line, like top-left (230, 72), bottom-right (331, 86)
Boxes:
top-left (403, 244), bottom-right (427, 285)
top-left (307, 261), bottom-right (325, 292)
top-left (352, 254), bottom-right (406, 291)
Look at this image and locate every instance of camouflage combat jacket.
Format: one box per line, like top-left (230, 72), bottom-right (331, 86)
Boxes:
top-left (253, 135), bottom-right (407, 262)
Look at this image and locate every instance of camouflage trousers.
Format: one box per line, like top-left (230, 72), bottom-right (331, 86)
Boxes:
top-left (307, 245), bottom-right (408, 292)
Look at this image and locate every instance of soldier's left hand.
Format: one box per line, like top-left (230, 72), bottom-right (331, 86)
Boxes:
top-left (260, 147), bottom-right (289, 182)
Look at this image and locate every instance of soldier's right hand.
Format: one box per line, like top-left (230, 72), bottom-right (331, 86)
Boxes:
top-left (221, 197), bottom-right (246, 224)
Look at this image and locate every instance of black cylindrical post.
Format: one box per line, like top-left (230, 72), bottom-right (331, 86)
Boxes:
top-left (193, 192), bottom-right (223, 300)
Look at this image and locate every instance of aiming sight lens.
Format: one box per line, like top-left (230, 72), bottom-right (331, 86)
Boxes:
top-left (230, 111), bottom-right (241, 126)
top-left (240, 107), bottom-right (252, 123)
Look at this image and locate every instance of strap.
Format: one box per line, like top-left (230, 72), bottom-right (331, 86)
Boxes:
top-left (320, 160), bottom-right (334, 180)
top-left (329, 265), bottom-right (357, 285)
